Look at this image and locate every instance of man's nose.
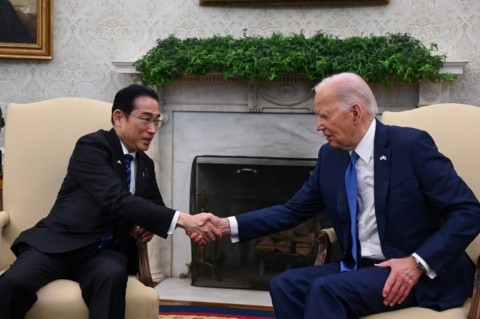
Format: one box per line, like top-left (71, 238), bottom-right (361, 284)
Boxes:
top-left (147, 123), bottom-right (158, 133)
top-left (316, 119), bottom-right (325, 131)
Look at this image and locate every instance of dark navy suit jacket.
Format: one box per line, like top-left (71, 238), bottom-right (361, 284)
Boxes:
top-left (12, 129), bottom-right (176, 271)
top-left (236, 120), bottom-right (480, 310)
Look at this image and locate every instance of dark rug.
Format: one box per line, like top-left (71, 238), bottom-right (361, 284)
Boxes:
top-left (158, 301), bottom-right (276, 319)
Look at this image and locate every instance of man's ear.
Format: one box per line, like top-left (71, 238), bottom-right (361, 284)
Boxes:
top-left (112, 109), bottom-right (124, 126)
top-left (351, 103), bottom-right (362, 122)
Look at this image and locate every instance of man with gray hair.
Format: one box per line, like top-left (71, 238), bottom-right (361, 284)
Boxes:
top-left (193, 72), bottom-right (480, 318)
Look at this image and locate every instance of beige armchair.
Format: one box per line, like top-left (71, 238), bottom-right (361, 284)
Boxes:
top-left (0, 98), bottom-right (159, 319)
top-left (315, 103), bottom-right (480, 319)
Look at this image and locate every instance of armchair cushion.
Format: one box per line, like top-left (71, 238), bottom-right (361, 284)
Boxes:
top-left (25, 277), bottom-right (158, 319)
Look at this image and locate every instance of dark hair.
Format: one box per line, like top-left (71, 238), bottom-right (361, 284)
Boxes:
top-left (111, 84), bottom-right (159, 124)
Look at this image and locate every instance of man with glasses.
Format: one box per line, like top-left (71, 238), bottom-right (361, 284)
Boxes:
top-left (0, 84), bottom-right (221, 319)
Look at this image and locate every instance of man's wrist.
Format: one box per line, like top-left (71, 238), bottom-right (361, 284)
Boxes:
top-left (412, 255), bottom-right (426, 273)
top-left (220, 217), bottom-right (232, 236)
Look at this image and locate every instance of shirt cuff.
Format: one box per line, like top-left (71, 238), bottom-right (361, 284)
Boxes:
top-left (412, 252), bottom-right (437, 279)
top-left (167, 211), bottom-right (181, 234)
top-left (228, 216), bottom-right (239, 243)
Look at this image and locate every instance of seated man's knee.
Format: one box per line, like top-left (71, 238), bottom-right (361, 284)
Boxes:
top-left (90, 253), bottom-right (128, 287)
top-left (95, 263), bottom-right (127, 282)
top-left (270, 268), bottom-right (299, 292)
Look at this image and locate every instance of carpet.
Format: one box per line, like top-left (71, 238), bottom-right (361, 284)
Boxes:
top-left (158, 300), bottom-right (276, 319)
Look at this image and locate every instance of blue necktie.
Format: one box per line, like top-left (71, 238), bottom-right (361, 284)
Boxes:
top-left (125, 154), bottom-right (134, 192)
top-left (341, 151), bottom-right (359, 272)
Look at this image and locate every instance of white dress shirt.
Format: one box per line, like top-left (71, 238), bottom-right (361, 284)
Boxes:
top-left (354, 121), bottom-right (435, 278)
top-left (354, 119), bottom-right (385, 260)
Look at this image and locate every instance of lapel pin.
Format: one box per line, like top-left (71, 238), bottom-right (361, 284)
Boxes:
top-left (380, 155), bottom-right (387, 161)
top-left (117, 160), bottom-right (122, 165)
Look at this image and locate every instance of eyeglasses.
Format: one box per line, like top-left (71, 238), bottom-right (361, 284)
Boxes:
top-left (126, 112), bottom-right (166, 128)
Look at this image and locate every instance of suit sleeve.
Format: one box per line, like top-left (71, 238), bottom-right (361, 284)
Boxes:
top-left (411, 131), bottom-right (480, 274)
top-left (236, 150), bottom-right (326, 242)
top-left (67, 134), bottom-right (176, 238)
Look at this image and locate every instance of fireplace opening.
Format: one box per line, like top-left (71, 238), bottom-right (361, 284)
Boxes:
top-left (189, 155), bottom-right (331, 290)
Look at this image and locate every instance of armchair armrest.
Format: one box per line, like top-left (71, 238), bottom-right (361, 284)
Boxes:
top-left (467, 256), bottom-right (480, 319)
top-left (0, 211), bottom-right (9, 229)
top-left (136, 236), bottom-right (155, 288)
top-left (314, 227), bottom-right (337, 266)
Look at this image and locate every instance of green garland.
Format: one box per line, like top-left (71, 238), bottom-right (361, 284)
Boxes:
top-left (134, 32), bottom-right (454, 87)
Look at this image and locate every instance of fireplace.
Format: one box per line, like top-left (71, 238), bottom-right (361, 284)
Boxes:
top-left (190, 155), bottom-right (326, 290)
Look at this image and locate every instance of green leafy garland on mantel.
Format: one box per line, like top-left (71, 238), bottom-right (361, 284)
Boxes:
top-left (134, 31), bottom-right (454, 87)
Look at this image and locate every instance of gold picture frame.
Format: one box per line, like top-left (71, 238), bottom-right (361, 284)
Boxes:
top-left (200, 0), bottom-right (389, 5)
top-left (0, 0), bottom-right (53, 60)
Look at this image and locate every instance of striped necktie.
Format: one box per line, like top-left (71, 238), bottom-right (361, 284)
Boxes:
top-left (341, 151), bottom-right (360, 271)
top-left (125, 154), bottom-right (134, 192)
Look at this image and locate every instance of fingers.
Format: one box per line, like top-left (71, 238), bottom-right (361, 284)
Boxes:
top-left (383, 279), bottom-right (411, 306)
top-left (380, 257), bottom-right (421, 306)
top-left (179, 212), bottom-right (227, 245)
top-left (193, 213), bottom-right (223, 240)
top-left (136, 227), bottom-right (154, 243)
top-left (202, 222), bottom-right (216, 242)
top-left (196, 216), bottom-right (219, 242)
top-left (196, 212), bottom-right (212, 227)
top-left (187, 221), bottom-right (221, 245)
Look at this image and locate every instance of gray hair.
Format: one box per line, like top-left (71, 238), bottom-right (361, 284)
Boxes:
top-left (314, 72), bottom-right (378, 116)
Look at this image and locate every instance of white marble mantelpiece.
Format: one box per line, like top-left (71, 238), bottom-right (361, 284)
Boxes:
top-left (114, 60), bottom-right (467, 108)
top-left (113, 61), bottom-right (465, 281)
top-left (418, 61), bottom-right (468, 105)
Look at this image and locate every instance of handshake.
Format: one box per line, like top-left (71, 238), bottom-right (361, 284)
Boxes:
top-left (177, 212), bottom-right (231, 245)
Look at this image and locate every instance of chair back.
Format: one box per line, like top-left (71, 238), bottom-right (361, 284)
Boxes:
top-left (0, 98), bottom-right (112, 270)
top-left (381, 103), bottom-right (480, 262)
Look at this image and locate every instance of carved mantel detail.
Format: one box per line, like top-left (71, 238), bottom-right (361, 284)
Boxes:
top-left (418, 61), bottom-right (468, 106)
top-left (113, 60), bottom-right (467, 111)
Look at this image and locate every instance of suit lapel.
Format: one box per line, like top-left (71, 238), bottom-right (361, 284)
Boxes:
top-left (373, 120), bottom-right (391, 243)
top-left (107, 129), bottom-right (130, 190)
top-left (134, 153), bottom-right (147, 195)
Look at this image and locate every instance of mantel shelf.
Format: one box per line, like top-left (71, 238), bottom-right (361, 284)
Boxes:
top-left (112, 61), bottom-right (468, 76)
top-left (112, 60), bottom-right (468, 107)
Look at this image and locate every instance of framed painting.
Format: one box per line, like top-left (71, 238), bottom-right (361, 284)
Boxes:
top-left (0, 0), bottom-right (53, 60)
top-left (200, 0), bottom-right (389, 5)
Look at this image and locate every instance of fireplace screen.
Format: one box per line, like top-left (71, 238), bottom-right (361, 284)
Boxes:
top-left (190, 155), bottom-right (328, 290)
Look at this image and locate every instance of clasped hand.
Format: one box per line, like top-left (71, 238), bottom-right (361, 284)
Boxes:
top-left (179, 213), bottom-right (229, 245)
top-left (178, 212), bottom-right (227, 244)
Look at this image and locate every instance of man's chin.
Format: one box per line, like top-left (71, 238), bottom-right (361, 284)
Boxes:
top-left (328, 141), bottom-right (338, 148)
top-left (138, 143), bottom-right (151, 151)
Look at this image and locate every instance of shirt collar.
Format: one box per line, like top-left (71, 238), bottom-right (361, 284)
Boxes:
top-left (120, 142), bottom-right (136, 159)
top-left (353, 119), bottom-right (375, 163)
